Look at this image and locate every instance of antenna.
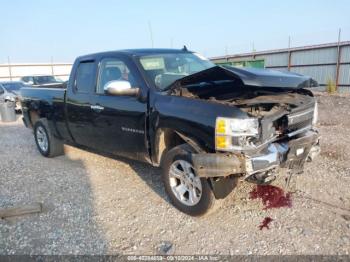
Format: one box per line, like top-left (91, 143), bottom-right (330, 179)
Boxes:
top-left (148, 21), bottom-right (154, 48)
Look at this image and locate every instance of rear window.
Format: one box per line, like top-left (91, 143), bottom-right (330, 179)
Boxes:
top-left (33, 76), bottom-right (57, 85)
top-left (75, 62), bottom-right (96, 93)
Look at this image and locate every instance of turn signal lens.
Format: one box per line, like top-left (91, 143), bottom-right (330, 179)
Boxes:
top-left (216, 118), bottom-right (226, 134)
top-left (215, 136), bottom-right (230, 150)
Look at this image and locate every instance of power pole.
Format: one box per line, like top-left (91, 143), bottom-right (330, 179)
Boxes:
top-left (288, 36), bottom-right (292, 71)
top-left (50, 56), bottom-right (54, 76)
top-left (7, 56), bottom-right (12, 81)
top-left (335, 28), bottom-right (342, 90)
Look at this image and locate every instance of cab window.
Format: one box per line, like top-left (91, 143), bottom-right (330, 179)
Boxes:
top-left (96, 58), bottom-right (137, 94)
top-left (75, 61), bottom-right (96, 94)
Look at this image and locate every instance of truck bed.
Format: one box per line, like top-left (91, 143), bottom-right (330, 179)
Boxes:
top-left (21, 87), bottom-right (65, 101)
top-left (20, 87), bottom-right (67, 138)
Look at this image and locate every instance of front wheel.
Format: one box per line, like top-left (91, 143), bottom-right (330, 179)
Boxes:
top-left (162, 144), bottom-right (217, 216)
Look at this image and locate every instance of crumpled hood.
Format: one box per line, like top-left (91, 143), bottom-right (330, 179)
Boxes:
top-left (168, 66), bottom-right (318, 91)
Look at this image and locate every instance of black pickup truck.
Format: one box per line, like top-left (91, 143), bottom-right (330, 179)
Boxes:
top-left (21, 48), bottom-right (320, 216)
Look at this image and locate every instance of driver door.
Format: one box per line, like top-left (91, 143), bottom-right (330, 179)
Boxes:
top-left (88, 57), bottom-right (149, 162)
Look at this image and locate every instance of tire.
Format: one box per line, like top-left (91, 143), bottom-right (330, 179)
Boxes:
top-left (34, 119), bottom-right (64, 158)
top-left (161, 144), bottom-right (217, 216)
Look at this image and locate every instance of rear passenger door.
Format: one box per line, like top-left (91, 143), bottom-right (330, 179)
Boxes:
top-left (66, 60), bottom-right (97, 147)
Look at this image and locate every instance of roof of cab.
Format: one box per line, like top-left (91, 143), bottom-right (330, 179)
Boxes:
top-left (76, 48), bottom-right (191, 61)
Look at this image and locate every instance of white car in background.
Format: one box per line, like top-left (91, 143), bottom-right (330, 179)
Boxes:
top-left (0, 81), bottom-right (27, 111)
top-left (20, 75), bottom-right (65, 89)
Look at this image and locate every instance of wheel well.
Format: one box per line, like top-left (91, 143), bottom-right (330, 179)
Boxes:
top-left (154, 128), bottom-right (182, 166)
top-left (29, 110), bottom-right (41, 127)
top-left (154, 128), bottom-right (205, 166)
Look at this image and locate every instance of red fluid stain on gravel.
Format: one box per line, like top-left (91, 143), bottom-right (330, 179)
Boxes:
top-left (250, 185), bottom-right (292, 209)
top-left (259, 217), bottom-right (273, 230)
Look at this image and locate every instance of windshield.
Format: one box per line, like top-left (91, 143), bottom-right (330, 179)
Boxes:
top-left (138, 52), bottom-right (215, 90)
top-left (33, 76), bottom-right (59, 84)
top-left (2, 82), bottom-right (25, 91)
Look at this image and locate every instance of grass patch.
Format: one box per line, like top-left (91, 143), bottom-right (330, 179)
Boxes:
top-left (326, 79), bottom-right (336, 94)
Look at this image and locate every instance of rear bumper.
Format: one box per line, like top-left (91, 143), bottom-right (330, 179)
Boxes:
top-left (192, 130), bottom-right (320, 178)
top-left (15, 101), bottom-right (22, 111)
top-left (22, 116), bottom-right (29, 128)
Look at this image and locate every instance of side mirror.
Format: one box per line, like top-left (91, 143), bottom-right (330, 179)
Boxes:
top-left (104, 80), bottom-right (139, 96)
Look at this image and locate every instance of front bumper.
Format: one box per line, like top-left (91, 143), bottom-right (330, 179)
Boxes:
top-left (192, 130), bottom-right (320, 178)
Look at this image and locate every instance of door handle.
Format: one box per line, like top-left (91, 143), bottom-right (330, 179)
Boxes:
top-left (90, 105), bottom-right (104, 112)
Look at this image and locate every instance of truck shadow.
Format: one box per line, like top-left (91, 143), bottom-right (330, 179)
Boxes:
top-left (74, 146), bottom-right (170, 205)
top-left (0, 123), bottom-right (110, 254)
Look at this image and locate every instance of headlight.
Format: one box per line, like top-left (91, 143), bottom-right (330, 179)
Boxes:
top-left (215, 117), bottom-right (259, 151)
top-left (312, 101), bottom-right (318, 126)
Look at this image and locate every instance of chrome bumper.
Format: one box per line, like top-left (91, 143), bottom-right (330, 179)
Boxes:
top-left (245, 130), bottom-right (320, 176)
top-left (245, 143), bottom-right (287, 175)
top-left (192, 130), bottom-right (320, 178)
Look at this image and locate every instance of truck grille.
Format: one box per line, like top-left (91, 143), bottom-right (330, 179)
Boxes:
top-left (286, 108), bottom-right (314, 134)
top-left (288, 119), bottom-right (313, 132)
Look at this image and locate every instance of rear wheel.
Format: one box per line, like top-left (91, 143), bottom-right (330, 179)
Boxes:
top-left (162, 144), bottom-right (217, 216)
top-left (34, 119), bottom-right (64, 157)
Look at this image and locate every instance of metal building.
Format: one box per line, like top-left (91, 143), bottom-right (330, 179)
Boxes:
top-left (211, 41), bottom-right (350, 92)
top-left (0, 63), bottom-right (72, 82)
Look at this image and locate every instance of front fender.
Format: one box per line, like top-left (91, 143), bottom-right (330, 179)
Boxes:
top-left (149, 93), bottom-right (247, 164)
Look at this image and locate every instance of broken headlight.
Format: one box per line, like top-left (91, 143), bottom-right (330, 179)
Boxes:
top-left (215, 117), bottom-right (259, 151)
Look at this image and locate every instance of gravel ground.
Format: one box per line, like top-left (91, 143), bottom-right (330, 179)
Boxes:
top-left (0, 94), bottom-right (350, 255)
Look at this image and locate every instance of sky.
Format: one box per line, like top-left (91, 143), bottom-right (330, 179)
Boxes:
top-left (1, 0), bottom-right (350, 63)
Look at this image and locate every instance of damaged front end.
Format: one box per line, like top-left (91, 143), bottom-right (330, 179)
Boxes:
top-left (192, 128), bottom-right (320, 185)
top-left (169, 66), bottom-right (320, 186)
